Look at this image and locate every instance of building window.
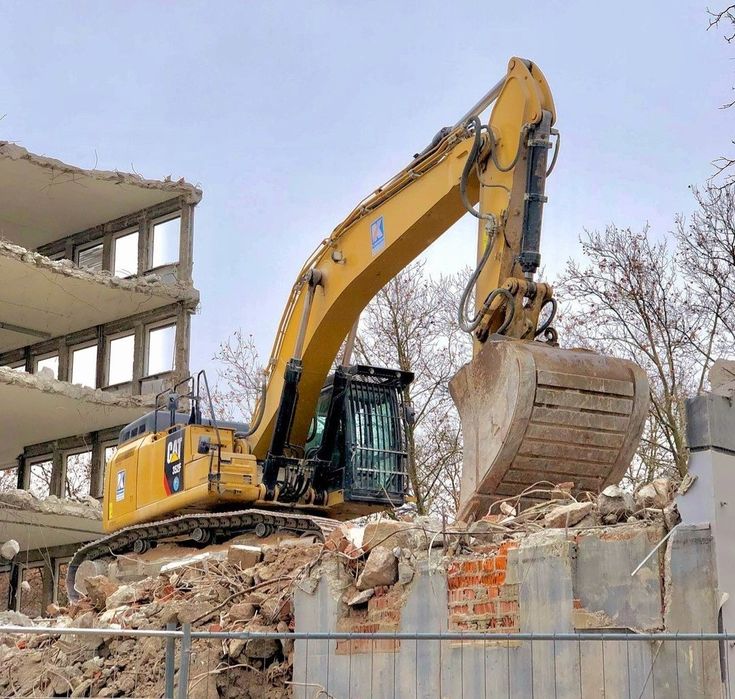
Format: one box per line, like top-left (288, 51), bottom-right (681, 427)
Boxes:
top-left (145, 323), bottom-right (176, 376)
top-left (64, 450), bottom-right (91, 498)
top-left (71, 344), bottom-right (98, 388)
top-left (75, 242), bottom-right (104, 272)
top-left (106, 334), bottom-right (134, 386)
top-left (34, 353), bottom-right (59, 379)
top-left (0, 465), bottom-right (18, 492)
top-left (1, 362), bottom-right (26, 372)
top-left (55, 560), bottom-right (71, 606)
top-left (113, 230), bottom-right (139, 277)
top-left (19, 566), bottom-right (44, 617)
top-left (28, 458), bottom-right (53, 498)
top-left (150, 215), bottom-right (180, 268)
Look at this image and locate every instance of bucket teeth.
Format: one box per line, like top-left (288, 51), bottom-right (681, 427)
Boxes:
top-left (449, 339), bottom-right (649, 521)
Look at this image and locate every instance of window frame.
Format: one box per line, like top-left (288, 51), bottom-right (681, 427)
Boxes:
top-left (69, 340), bottom-right (99, 389)
top-left (27, 454), bottom-right (54, 499)
top-left (148, 212), bottom-right (182, 270)
top-left (104, 331), bottom-right (135, 387)
top-left (33, 351), bottom-right (60, 379)
top-left (143, 319), bottom-right (177, 378)
top-left (74, 239), bottom-right (104, 272)
top-left (111, 227), bottom-right (140, 279)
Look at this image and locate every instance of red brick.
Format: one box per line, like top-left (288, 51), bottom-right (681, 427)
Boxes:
top-left (573, 598), bottom-right (583, 610)
top-left (480, 558), bottom-right (495, 572)
top-left (451, 603), bottom-right (470, 615)
top-left (473, 601), bottom-right (497, 616)
top-left (495, 556), bottom-right (507, 571)
top-left (499, 600), bottom-right (519, 614)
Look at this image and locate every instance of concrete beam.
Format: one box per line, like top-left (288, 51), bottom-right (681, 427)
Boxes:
top-left (0, 240), bottom-right (199, 353)
top-left (0, 142), bottom-right (201, 249)
top-left (0, 367), bottom-right (153, 467)
top-left (0, 490), bottom-right (101, 552)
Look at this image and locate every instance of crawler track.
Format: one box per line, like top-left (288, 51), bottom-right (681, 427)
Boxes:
top-left (66, 509), bottom-right (338, 602)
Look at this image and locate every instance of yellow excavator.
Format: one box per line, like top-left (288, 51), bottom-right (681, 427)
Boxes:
top-left (68, 57), bottom-right (648, 598)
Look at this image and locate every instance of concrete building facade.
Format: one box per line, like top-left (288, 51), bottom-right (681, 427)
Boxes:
top-left (0, 142), bottom-right (201, 614)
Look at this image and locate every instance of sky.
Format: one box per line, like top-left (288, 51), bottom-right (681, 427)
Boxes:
top-left (1, 1), bottom-right (732, 378)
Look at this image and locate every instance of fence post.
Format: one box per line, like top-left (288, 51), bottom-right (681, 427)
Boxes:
top-left (164, 622), bottom-right (176, 699)
top-left (177, 623), bottom-right (192, 699)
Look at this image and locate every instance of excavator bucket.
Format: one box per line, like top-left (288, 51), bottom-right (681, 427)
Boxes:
top-left (449, 339), bottom-right (649, 521)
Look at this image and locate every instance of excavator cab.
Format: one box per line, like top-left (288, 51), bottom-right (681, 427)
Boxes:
top-left (304, 365), bottom-right (413, 505)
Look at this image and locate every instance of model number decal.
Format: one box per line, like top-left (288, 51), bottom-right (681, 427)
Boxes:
top-left (370, 216), bottom-right (385, 255)
top-left (164, 430), bottom-right (184, 495)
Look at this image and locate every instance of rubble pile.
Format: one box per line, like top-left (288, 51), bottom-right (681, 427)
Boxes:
top-left (0, 535), bottom-right (322, 699)
top-left (0, 477), bottom-right (680, 696)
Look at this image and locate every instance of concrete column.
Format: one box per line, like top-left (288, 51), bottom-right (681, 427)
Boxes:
top-left (178, 201), bottom-right (194, 284)
top-left (89, 432), bottom-right (103, 498)
top-left (132, 323), bottom-right (145, 395)
top-left (41, 563), bottom-right (54, 614)
top-left (174, 303), bottom-right (191, 381)
top-left (16, 454), bottom-right (28, 490)
top-left (56, 338), bottom-right (69, 382)
top-left (8, 562), bottom-right (20, 612)
top-left (679, 392), bottom-right (735, 673)
top-left (50, 446), bottom-right (64, 497)
top-left (137, 217), bottom-right (150, 275)
top-left (101, 230), bottom-right (113, 272)
top-left (95, 325), bottom-right (106, 389)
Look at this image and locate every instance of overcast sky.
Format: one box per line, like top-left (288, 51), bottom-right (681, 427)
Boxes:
top-left (1, 1), bottom-right (732, 378)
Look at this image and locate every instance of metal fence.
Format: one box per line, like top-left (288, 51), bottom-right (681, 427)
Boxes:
top-left (0, 625), bottom-right (733, 698)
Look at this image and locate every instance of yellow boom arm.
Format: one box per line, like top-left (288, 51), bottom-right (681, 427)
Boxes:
top-left (246, 57), bottom-right (556, 460)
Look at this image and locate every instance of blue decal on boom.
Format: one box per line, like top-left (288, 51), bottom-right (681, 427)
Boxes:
top-left (370, 216), bottom-right (385, 254)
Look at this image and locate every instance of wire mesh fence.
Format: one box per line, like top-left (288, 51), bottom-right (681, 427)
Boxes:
top-left (0, 625), bottom-right (732, 698)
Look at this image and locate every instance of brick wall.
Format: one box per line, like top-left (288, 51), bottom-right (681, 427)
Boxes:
top-left (447, 541), bottom-right (520, 632)
top-left (336, 586), bottom-right (403, 654)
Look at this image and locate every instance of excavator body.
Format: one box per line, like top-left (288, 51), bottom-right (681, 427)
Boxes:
top-left (68, 56), bottom-right (649, 598)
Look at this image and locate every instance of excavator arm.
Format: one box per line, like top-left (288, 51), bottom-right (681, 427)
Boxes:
top-left (246, 57), bottom-right (557, 461)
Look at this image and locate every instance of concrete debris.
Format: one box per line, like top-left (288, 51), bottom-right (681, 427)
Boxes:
top-left (598, 485), bottom-right (636, 522)
top-left (0, 238), bottom-right (199, 304)
top-left (543, 501), bottom-right (594, 528)
top-left (357, 546), bottom-right (399, 590)
top-left (0, 539), bottom-right (19, 560)
top-left (347, 588), bottom-right (375, 606)
top-left (0, 488), bottom-right (101, 520)
top-left (0, 534), bottom-right (322, 699)
top-left (228, 544), bottom-right (263, 569)
top-left (709, 358), bottom-right (735, 396)
top-left (635, 478), bottom-right (673, 510)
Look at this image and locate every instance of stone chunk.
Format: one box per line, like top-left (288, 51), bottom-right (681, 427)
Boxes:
top-left (0, 539), bottom-right (19, 560)
top-left (227, 544), bottom-right (263, 569)
top-left (362, 520), bottom-right (433, 552)
top-left (228, 602), bottom-right (256, 621)
top-left (635, 478), bottom-right (673, 510)
top-left (356, 546), bottom-right (398, 590)
top-left (598, 485), bottom-right (634, 522)
top-left (346, 588), bottom-right (375, 606)
top-left (85, 575), bottom-right (119, 610)
top-left (105, 584), bottom-right (137, 610)
top-left (544, 501), bottom-right (594, 528)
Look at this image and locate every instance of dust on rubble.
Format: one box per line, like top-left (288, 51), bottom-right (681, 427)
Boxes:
top-left (0, 478), bottom-right (679, 697)
top-left (0, 532), bottom-right (322, 699)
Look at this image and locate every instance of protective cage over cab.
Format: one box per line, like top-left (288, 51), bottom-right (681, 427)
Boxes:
top-left (305, 364), bottom-right (414, 505)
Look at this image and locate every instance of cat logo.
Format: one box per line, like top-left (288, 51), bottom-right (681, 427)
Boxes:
top-left (164, 430), bottom-right (184, 495)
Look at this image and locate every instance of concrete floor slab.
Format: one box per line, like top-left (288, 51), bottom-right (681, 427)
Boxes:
top-left (0, 241), bottom-right (198, 352)
top-left (0, 368), bottom-right (153, 467)
top-left (0, 142), bottom-right (201, 249)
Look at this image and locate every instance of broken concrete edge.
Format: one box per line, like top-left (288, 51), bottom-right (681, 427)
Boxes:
top-left (0, 366), bottom-right (155, 409)
top-left (0, 489), bottom-right (101, 521)
top-left (0, 238), bottom-right (200, 305)
top-left (0, 142), bottom-right (202, 205)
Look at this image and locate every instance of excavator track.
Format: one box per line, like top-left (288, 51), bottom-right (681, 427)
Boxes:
top-left (66, 509), bottom-right (339, 602)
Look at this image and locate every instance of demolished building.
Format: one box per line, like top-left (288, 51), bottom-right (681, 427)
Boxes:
top-left (0, 142), bottom-right (201, 615)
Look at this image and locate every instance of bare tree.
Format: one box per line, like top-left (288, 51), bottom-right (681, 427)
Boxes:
top-left (708, 5), bottom-right (735, 184)
top-left (212, 261), bottom-right (471, 516)
top-left (211, 331), bottom-right (263, 422)
top-left (555, 226), bottom-right (706, 481)
top-left (354, 261), bottom-right (471, 515)
top-left (556, 185), bottom-right (735, 483)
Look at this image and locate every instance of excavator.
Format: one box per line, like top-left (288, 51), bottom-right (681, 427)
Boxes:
top-left (68, 57), bottom-right (648, 599)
